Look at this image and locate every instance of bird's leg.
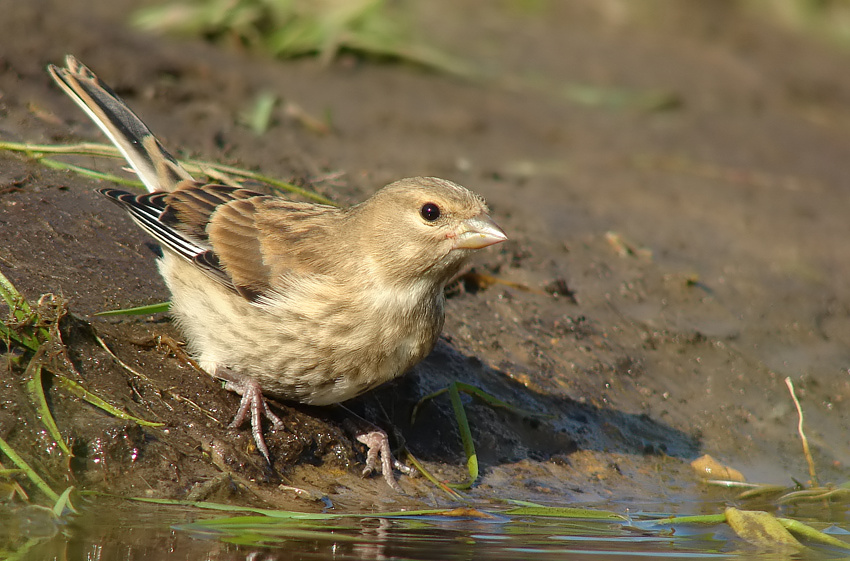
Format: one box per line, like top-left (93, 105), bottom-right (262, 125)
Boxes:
top-left (216, 367), bottom-right (284, 464)
top-left (343, 415), bottom-right (415, 492)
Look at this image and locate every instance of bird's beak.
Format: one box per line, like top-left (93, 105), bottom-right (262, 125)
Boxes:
top-left (452, 213), bottom-right (508, 249)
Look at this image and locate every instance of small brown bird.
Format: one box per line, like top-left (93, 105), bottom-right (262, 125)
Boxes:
top-left (48, 55), bottom-right (507, 490)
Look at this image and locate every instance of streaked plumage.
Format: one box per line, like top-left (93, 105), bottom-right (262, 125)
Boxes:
top-left (48, 55), bottom-right (507, 490)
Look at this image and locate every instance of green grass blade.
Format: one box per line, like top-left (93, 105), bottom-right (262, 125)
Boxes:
top-left (0, 140), bottom-right (123, 158)
top-left (447, 382), bottom-right (478, 489)
top-left (652, 514), bottom-right (728, 525)
top-left (413, 381), bottom-right (539, 489)
top-left (94, 302), bottom-right (170, 316)
top-left (502, 506), bottom-right (627, 521)
top-left (500, 498), bottom-right (546, 507)
top-left (53, 375), bottom-right (164, 427)
top-left (0, 139), bottom-right (142, 188)
top-left (132, 496), bottom-right (491, 520)
top-left (778, 517), bottom-right (850, 550)
top-left (183, 159), bottom-right (336, 205)
top-left (410, 386), bottom-right (448, 424)
top-left (0, 270), bottom-right (31, 316)
top-left (455, 381), bottom-right (551, 418)
top-left (38, 158), bottom-right (146, 188)
top-left (129, 497), bottom-right (342, 518)
top-left (52, 486), bottom-right (78, 516)
top-left (403, 451), bottom-right (464, 501)
top-left (0, 320), bottom-right (41, 354)
top-left (0, 435), bottom-right (59, 502)
top-left (24, 359), bottom-right (72, 457)
top-left (0, 140), bottom-right (336, 205)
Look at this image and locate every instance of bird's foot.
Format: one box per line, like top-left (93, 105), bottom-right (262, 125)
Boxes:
top-left (354, 426), bottom-right (415, 492)
top-left (218, 370), bottom-right (284, 464)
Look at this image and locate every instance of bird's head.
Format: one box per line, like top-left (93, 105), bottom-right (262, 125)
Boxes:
top-left (352, 177), bottom-right (507, 286)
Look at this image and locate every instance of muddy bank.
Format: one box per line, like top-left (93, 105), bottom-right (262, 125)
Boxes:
top-left (1, 0), bottom-right (849, 510)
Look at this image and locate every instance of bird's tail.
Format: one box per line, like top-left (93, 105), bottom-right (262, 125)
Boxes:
top-left (48, 55), bottom-right (194, 193)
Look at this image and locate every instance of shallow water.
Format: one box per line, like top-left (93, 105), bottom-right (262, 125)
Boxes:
top-left (6, 500), bottom-right (850, 560)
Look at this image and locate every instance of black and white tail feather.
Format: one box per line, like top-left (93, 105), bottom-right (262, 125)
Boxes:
top-left (49, 55), bottom-right (237, 290)
top-left (48, 55), bottom-right (192, 194)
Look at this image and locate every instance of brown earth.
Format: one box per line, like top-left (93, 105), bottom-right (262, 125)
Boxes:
top-left (1, 0), bottom-right (850, 511)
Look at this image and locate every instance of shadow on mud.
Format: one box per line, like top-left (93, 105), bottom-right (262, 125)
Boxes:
top-left (353, 339), bottom-right (700, 474)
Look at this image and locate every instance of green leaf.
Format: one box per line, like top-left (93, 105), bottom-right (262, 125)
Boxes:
top-left (402, 452), bottom-right (464, 501)
top-left (38, 157), bottom-right (146, 188)
top-left (452, 381), bottom-right (548, 418)
top-left (725, 507), bottom-right (803, 551)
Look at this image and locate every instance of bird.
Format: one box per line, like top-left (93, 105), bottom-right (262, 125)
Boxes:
top-left (48, 55), bottom-right (507, 490)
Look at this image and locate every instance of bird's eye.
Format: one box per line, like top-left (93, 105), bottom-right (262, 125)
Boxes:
top-left (420, 202), bottom-right (441, 222)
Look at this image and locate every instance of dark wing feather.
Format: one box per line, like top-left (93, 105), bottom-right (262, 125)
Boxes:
top-left (99, 187), bottom-right (209, 263)
top-left (99, 184), bottom-right (261, 292)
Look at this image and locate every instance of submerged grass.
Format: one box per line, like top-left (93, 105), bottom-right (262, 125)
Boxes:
top-left (0, 436), bottom-right (60, 503)
top-left (133, 495), bottom-right (627, 544)
top-left (124, 496), bottom-right (850, 555)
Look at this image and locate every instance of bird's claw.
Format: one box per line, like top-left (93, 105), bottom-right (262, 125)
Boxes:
top-left (356, 428), bottom-right (411, 492)
top-left (224, 377), bottom-right (284, 464)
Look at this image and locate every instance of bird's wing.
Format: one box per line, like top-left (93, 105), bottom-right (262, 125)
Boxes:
top-left (48, 55), bottom-right (194, 193)
top-left (207, 194), bottom-right (342, 301)
top-left (101, 184), bottom-right (341, 302)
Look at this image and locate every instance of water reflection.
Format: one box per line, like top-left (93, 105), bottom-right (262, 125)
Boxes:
top-left (4, 502), bottom-right (849, 560)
